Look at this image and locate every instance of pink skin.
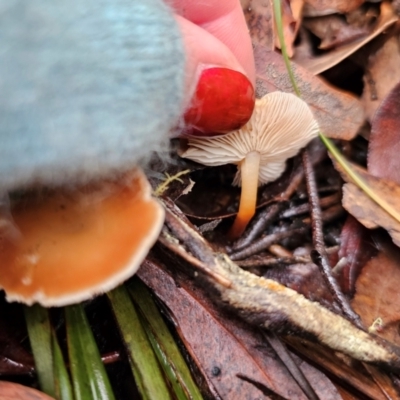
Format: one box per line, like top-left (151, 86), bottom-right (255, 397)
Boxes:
top-left (168, 0), bottom-right (256, 134)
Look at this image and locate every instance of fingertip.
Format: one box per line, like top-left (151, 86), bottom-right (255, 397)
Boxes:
top-left (184, 67), bottom-right (255, 136)
top-left (172, 0), bottom-right (255, 82)
top-left (175, 13), bottom-right (255, 135)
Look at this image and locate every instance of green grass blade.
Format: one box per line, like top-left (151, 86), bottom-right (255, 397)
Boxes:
top-left (272, 0), bottom-right (301, 97)
top-left (65, 304), bottom-right (115, 400)
top-left (107, 285), bottom-right (172, 400)
top-left (319, 134), bottom-right (400, 224)
top-left (52, 331), bottom-right (74, 400)
top-left (24, 304), bottom-right (55, 397)
top-left (128, 279), bottom-right (203, 400)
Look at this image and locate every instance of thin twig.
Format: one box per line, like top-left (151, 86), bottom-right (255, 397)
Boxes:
top-left (232, 203), bottom-right (284, 251)
top-left (302, 149), bottom-right (363, 328)
top-left (281, 193), bottom-right (341, 218)
top-left (229, 227), bottom-right (308, 261)
top-left (264, 332), bottom-right (320, 400)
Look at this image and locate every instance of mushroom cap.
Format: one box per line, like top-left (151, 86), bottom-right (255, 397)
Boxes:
top-left (181, 92), bottom-right (319, 185)
top-left (0, 168), bottom-right (164, 307)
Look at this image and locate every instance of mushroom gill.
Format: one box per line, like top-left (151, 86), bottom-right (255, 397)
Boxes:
top-left (181, 92), bottom-right (319, 238)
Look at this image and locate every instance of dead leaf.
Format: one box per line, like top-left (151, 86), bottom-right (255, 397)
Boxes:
top-left (303, 0), bottom-right (365, 17)
top-left (352, 236), bottom-right (400, 347)
top-left (241, 0), bottom-right (275, 50)
top-left (285, 336), bottom-right (399, 400)
top-left (138, 260), bottom-right (306, 400)
top-left (255, 48), bottom-right (364, 140)
top-left (303, 14), bottom-right (369, 50)
top-left (337, 215), bottom-right (377, 296)
top-left (139, 256), bottom-right (342, 400)
top-left (368, 80), bottom-right (400, 184)
top-left (294, 2), bottom-right (398, 74)
top-left (362, 35), bottom-right (400, 122)
top-left (340, 166), bottom-right (400, 246)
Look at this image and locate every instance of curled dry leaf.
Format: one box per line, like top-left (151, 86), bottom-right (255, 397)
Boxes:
top-left (340, 165), bottom-right (400, 246)
top-left (368, 80), bottom-right (400, 184)
top-left (294, 2), bottom-right (398, 75)
top-left (337, 215), bottom-right (377, 296)
top-left (255, 48), bottom-right (364, 140)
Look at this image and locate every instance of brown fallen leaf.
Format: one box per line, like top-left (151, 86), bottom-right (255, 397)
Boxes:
top-left (255, 48), bottom-right (364, 140)
top-left (337, 215), bottom-right (377, 296)
top-left (294, 2), bottom-right (398, 74)
top-left (285, 336), bottom-right (400, 400)
top-left (368, 80), bottom-right (400, 183)
top-left (303, 14), bottom-right (369, 50)
top-left (352, 236), bottom-right (400, 347)
top-left (139, 256), bottom-right (342, 400)
top-left (362, 34), bottom-right (400, 122)
top-left (340, 165), bottom-right (400, 246)
top-left (241, 0), bottom-right (275, 50)
top-left (303, 0), bottom-right (365, 17)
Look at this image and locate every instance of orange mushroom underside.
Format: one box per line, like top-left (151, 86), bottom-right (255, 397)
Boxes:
top-left (0, 168), bottom-right (164, 306)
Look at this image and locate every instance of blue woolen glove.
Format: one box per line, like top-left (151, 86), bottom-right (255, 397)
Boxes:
top-left (0, 0), bottom-right (185, 192)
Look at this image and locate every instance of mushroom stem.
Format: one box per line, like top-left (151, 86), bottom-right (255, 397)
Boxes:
top-left (229, 151), bottom-right (261, 239)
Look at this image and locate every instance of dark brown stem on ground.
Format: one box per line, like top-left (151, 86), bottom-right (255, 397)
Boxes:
top-left (229, 227), bottom-right (307, 261)
top-left (264, 332), bottom-right (320, 400)
top-left (231, 203), bottom-right (284, 251)
top-left (302, 148), bottom-right (363, 329)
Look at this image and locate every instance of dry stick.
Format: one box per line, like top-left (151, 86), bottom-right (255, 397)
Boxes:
top-left (162, 199), bottom-right (232, 288)
top-left (302, 149), bottom-right (363, 328)
top-left (281, 193), bottom-right (341, 219)
top-left (229, 227), bottom-right (308, 261)
top-left (231, 203), bottom-right (284, 251)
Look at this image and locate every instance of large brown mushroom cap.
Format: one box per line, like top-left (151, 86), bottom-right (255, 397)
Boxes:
top-left (0, 168), bottom-right (164, 307)
top-left (181, 91), bottom-right (319, 185)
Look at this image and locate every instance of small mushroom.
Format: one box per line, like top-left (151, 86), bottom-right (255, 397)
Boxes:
top-left (0, 168), bottom-right (164, 307)
top-left (181, 92), bottom-right (319, 238)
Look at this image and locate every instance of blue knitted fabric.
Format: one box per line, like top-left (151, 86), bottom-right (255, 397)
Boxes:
top-left (0, 0), bottom-right (185, 191)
